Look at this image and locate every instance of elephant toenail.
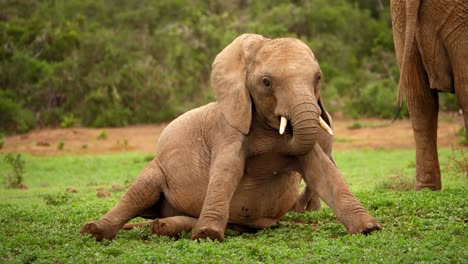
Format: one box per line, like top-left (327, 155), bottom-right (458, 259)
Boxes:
top-left (367, 223), bottom-right (374, 229)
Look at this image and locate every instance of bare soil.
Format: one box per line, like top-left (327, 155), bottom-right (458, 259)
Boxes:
top-left (1, 113), bottom-right (465, 156)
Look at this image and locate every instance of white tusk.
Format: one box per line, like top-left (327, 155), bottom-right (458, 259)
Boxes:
top-left (319, 116), bottom-right (334, 136)
top-left (279, 116), bottom-right (287, 135)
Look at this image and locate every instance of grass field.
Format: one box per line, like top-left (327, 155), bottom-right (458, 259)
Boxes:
top-left (1, 149), bottom-right (467, 263)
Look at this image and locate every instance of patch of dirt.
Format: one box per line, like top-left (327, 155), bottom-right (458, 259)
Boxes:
top-left (1, 113), bottom-right (464, 156)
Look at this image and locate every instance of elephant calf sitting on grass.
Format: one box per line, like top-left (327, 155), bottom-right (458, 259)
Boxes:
top-left (81, 34), bottom-right (381, 242)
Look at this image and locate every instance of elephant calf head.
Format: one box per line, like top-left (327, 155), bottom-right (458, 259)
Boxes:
top-left (211, 34), bottom-right (333, 155)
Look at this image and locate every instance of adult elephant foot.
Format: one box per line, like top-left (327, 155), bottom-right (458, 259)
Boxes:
top-left (343, 214), bottom-right (382, 235)
top-left (191, 226), bottom-right (224, 242)
top-left (80, 220), bottom-right (119, 241)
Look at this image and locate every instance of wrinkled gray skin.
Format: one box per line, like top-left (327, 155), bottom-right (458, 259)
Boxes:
top-left (81, 34), bottom-right (381, 242)
top-left (391, 0), bottom-right (468, 190)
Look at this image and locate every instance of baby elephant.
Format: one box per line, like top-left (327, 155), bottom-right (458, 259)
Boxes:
top-left (81, 34), bottom-right (381, 242)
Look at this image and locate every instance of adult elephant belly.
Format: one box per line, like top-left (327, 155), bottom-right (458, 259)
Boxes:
top-left (228, 154), bottom-right (302, 229)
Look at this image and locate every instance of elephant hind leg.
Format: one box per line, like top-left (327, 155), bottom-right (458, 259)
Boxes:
top-left (152, 216), bottom-right (198, 237)
top-left (292, 185), bottom-right (321, 213)
top-left (81, 159), bottom-right (166, 241)
top-left (404, 50), bottom-right (441, 190)
top-left (227, 224), bottom-right (259, 233)
top-left (124, 217), bottom-right (260, 238)
top-left (449, 38), bottom-right (468, 136)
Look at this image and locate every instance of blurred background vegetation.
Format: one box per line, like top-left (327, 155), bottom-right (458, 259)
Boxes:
top-left (0, 0), bottom-right (459, 134)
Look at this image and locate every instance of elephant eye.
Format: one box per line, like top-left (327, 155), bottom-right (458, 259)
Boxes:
top-left (262, 77), bottom-right (272, 89)
top-left (314, 74), bottom-right (321, 86)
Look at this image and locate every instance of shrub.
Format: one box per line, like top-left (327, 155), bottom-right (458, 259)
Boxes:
top-left (43, 193), bottom-right (71, 206)
top-left (0, 91), bottom-right (35, 134)
top-left (347, 122), bottom-right (362, 130)
top-left (96, 130), bottom-right (108, 140)
top-left (3, 153), bottom-right (26, 188)
top-left (376, 172), bottom-right (415, 192)
top-left (345, 79), bottom-right (409, 119)
top-left (0, 0), bottom-right (412, 129)
top-left (57, 141), bottom-right (65, 150)
top-left (456, 127), bottom-right (467, 146)
top-left (446, 148), bottom-right (468, 179)
top-left (60, 114), bottom-right (78, 128)
top-left (82, 89), bottom-right (131, 128)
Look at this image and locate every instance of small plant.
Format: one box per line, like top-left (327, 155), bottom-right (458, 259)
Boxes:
top-left (97, 130), bottom-right (109, 140)
top-left (446, 148), bottom-right (468, 179)
top-left (3, 153), bottom-right (25, 188)
top-left (347, 122), bottom-right (362, 130)
top-left (82, 144), bottom-right (88, 149)
top-left (60, 114), bottom-right (78, 128)
top-left (376, 172), bottom-right (415, 192)
top-left (57, 141), bottom-right (65, 150)
top-left (456, 127), bottom-right (467, 146)
top-left (43, 193), bottom-right (71, 206)
top-left (116, 139), bottom-right (129, 150)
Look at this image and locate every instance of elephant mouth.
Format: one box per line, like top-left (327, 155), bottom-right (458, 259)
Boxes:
top-left (278, 115), bottom-right (333, 136)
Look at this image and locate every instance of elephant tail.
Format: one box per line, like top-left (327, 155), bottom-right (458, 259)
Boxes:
top-left (394, 0), bottom-right (421, 121)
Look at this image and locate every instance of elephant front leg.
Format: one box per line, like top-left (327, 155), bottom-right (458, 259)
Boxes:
top-left (191, 141), bottom-right (246, 242)
top-left (300, 144), bottom-right (382, 234)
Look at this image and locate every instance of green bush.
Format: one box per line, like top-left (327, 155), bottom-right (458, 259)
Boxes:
top-left (60, 114), bottom-right (78, 128)
top-left (3, 153), bottom-right (26, 188)
top-left (345, 79), bottom-right (409, 119)
top-left (82, 89), bottom-right (130, 127)
top-left (0, 91), bottom-right (35, 134)
top-left (2, 0), bottom-right (439, 131)
top-left (96, 130), bottom-right (109, 140)
top-left (57, 141), bottom-right (65, 150)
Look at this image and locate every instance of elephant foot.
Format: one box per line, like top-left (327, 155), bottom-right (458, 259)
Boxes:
top-left (344, 215), bottom-right (382, 235)
top-left (152, 219), bottom-right (178, 237)
top-left (80, 220), bottom-right (119, 241)
top-left (152, 216), bottom-right (198, 237)
top-left (191, 226), bottom-right (224, 242)
top-left (416, 182), bottom-right (441, 191)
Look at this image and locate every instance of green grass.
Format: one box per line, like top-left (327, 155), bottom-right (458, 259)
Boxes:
top-left (0, 149), bottom-right (467, 263)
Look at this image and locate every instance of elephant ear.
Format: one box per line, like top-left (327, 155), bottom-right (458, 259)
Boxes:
top-left (211, 34), bottom-right (265, 135)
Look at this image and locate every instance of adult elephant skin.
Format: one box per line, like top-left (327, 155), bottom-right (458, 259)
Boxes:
top-left (81, 34), bottom-right (381, 242)
top-left (391, 0), bottom-right (468, 190)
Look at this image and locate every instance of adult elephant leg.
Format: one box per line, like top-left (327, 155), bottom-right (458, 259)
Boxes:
top-left (81, 159), bottom-right (165, 241)
top-left (445, 14), bottom-right (468, 136)
top-left (299, 144), bottom-right (381, 234)
top-left (405, 51), bottom-right (441, 190)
